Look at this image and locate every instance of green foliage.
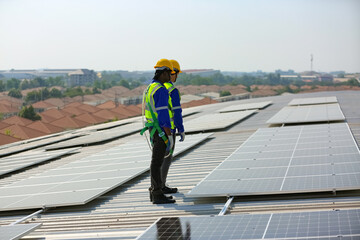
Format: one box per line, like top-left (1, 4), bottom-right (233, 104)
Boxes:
top-left (4, 129), bottom-right (12, 136)
top-left (6, 78), bottom-right (21, 89)
top-left (119, 79), bottom-right (130, 89)
top-left (63, 87), bottom-right (84, 98)
top-left (0, 80), bottom-right (5, 92)
top-left (220, 90), bottom-right (231, 97)
top-left (8, 88), bottom-right (23, 99)
top-left (92, 87), bottom-right (101, 94)
top-left (0, 112), bottom-right (3, 120)
top-left (18, 105), bottom-right (41, 121)
top-left (50, 88), bottom-right (62, 98)
top-left (347, 78), bottom-right (359, 87)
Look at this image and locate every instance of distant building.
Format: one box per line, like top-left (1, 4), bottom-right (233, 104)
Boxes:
top-left (67, 69), bottom-right (97, 87)
top-left (275, 69), bottom-right (296, 75)
top-left (182, 69), bottom-right (220, 77)
top-left (318, 74), bottom-right (333, 83)
top-left (280, 75), bottom-right (300, 80)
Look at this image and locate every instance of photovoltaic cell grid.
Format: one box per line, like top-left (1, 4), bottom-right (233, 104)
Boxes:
top-left (136, 209), bottom-right (360, 240)
top-left (266, 103), bottom-right (345, 124)
top-left (0, 133), bottom-right (213, 211)
top-left (0, 148), bottom-right (80, 177)
top-left (0, 132), bottom-right (83, 158)
top-left (217, 101), bottom-right (272, 113)
top-left (0, 223), bottom-right (42, 240)
top-left (288, 96), bottom-right (338, 106)
top-left (187, 123), bottom-right (360, 197)
top-left (184, 110), bottom-right (256, 133)
top-left (46, 122), bottom-right (143, 150)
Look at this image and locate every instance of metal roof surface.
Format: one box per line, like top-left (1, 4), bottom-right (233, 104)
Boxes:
top-left (0, 90), bottom-right (359, 240)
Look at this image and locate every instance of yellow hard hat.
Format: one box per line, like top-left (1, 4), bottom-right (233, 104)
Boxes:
top-left (154, 58), bottom-right (175, 74)
top-left (169, 59), bottom-right (182, 73)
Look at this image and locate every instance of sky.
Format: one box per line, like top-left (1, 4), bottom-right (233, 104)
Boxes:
top-left (0, 0), bottom-right (359, 73)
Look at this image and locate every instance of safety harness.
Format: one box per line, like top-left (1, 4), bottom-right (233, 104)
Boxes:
top-left (140, 84), bottom-right (173, 156)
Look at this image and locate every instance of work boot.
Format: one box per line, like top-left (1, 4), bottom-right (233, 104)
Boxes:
top-left (152, 193), bottom-right (176, 204)
top-left (149, 188), bottom-right (173, 202)
top-left (162, 186), bottom-right (178, 194)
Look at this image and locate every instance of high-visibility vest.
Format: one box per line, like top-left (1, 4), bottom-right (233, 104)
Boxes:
top-left (145, 82), bottom-right (168, 125)
top-left (164, 82), bottom-right (181, 130)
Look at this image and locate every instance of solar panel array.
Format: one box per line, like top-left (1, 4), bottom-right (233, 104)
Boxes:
top-left (184, 110), bottom-right (256, 133)
top-left (46, 122), bottom-right (143, 150)
top-left (0, 132), bottom-right (84, 158)
top-left (137, 209), bottom-right (360, 240)
top-left (0, 223), bottom-right (42, 240)
top-left (266, 103), bottom-right (345, 124)
top-left (288, 96), bottom-right (338, 106)
top-left (217, 101), bottom-right (272, 113)
top-left (0, 148), bottom-right (80, 177)
top-left (0, 133), bottom-right (213, 211)
top-left (187, 123), bottom-right (360, 197)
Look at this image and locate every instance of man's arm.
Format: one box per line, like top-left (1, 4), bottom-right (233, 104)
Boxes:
top-left (154, 87), bottom-right (172, 136)
top-left (170, 88), bottom-right (184, 133)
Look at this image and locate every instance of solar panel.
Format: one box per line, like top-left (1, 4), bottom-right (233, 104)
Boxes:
top-left (217, 101), bottom-right (272, 113)
top-left (45, 122), bottom-right (143, 150)
top-left (288, 96), bottom-right (338, 106)
top-left (184, 110), bottom-right (256, 133)
top-left (136, 209), bottom-right (360, 240)
top-left (0, 133), bottom-right (213, 211)
top-left (0, 148), bottom-right (80, 177)
top-left (187, 123), bottom-right (360, 197)
top-left (0, 132), bottom-right (83, 158)
top-left (266, 103), bottom-right (345, 125)
top-left (0, 223), bottom-right (42, 240)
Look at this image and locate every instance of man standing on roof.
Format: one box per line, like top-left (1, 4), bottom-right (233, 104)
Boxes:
top-left (143, 58), bottom-right (176, 204)
top-left (161, 59), bottom-right (185, 195)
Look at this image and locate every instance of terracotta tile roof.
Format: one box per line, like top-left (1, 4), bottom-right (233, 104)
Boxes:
top-left (182, 97), bottom-right (218, 108)
top-left (26, 121), bottom-right (64, 134)
top-left (32, 101), bottom-right (56, 109)
top-left (65, 102), bottom-right (83, 107)
top-left (103, 86), bottom-right (130, 95)
top-left (38, 113), bottom-right (58, 123)
top-left (92, 109), bottom-right (127, 121)
top-left (44, 98), bottom-right (65, 108)
top-left (77, 103), bottom-right (102, 113)
top-left (0, 98), bottom-right (22, 108)
top-left (0, 132), bottom-right (20, 145)
top-left (0, 124), bottom-right (47, 140)
top-left (2, 116), bottom-right (33, 126)
top-left (124, 105), bottom-right (141, 116)
top-left (111, 105), bottom-right (139, 117)
top-left (75, 113), bottom-right (108, 124)
top-left (124, 85), bottom-right (147, 97)
top-left (0, 104), bottom-right (19, 113)
top-left (83, 95), bottom-right (104, 103)
top-left (97, 100), bottom-right (116, 109)
top-left (41, 108), bottom-right (69, 119)
top-left (61, 106), bottom-right (87, 116)
top-left (50, 116), bottom-right (89, 129)
top-left (0, 121), bottom-right (11, 129)
top-left (251, 89), bottom-right (277, 97)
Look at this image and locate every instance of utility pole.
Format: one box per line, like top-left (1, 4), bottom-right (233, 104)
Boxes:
top-left (310, 54), bottom-right (313, 74)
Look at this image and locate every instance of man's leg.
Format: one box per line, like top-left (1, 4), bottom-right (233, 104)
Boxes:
top-left (150, 133), bottom-right (175, 204)
top-left (161, 134), bottom-right (178, 193)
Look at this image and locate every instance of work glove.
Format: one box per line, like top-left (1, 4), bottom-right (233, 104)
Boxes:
top-left (165, 135), bottom-right (174, 154)
top-left (179, 132), bottom-right (185, 142)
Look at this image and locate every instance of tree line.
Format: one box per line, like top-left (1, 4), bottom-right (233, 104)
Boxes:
top-left (2, 72), bottom-right (359, 103)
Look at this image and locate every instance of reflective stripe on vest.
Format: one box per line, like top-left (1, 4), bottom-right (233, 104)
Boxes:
top-left (164, 82), bottom-right (176, 130)
top-left (145, 82), bottom-right (165, 124)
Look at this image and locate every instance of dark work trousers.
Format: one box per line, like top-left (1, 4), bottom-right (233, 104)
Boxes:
top-left (151, 131), bottom-right (167, 195)
top-left (161, 134), bottom-right (176, 188)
